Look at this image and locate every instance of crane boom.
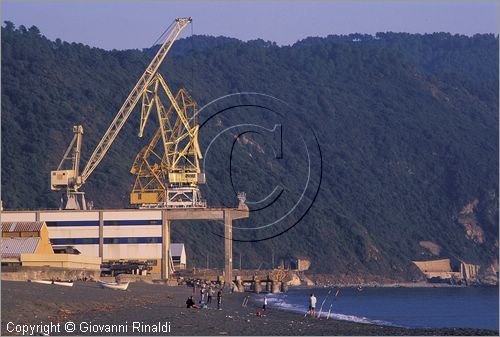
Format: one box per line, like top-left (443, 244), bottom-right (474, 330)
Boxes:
top-left (79, 17), bottom-right (192, 185)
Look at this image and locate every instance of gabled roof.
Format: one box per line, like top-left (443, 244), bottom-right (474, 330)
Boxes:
top-left (0, 237), bottom-right (41, 258)
top-left (1, 221), bottom-right (44, 233)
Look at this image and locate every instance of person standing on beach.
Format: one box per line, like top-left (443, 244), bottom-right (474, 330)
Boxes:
top-left (309, 293), bottom-right (317, 318)
top-left (200, 287), bottom-right (205, 303)
top-left (263, 295), bottom-right (268, 312)
top-left (217, 289), bottom-right (223, 310)
top-left (207, 287), bottom-right (214, 304)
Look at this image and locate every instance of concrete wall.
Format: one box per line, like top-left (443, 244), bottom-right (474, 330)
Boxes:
top-left (20, 253), bottom-right (101, 270)
top-left (423, 271), bottom-right (461, 279)
top-left (462, 262), bottom-right (480, 280)
top-left (413, 259), bottom-right (452, 273)
top-left (1, 265), bottom-right (100, 281)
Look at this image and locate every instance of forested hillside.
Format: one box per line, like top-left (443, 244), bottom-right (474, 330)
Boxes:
top-left (1, 22), bottom-right (498, 282)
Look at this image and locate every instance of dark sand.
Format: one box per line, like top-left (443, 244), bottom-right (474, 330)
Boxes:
top-left (1, 281), bottom-right (497, 336)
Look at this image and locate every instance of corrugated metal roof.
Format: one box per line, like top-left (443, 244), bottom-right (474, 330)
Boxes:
top-left (1, 222), bottom-right (44, 233)
top-left (0, 237), bottom-right (40, 258)
top-left (170, 243), bottom-right (185, 257)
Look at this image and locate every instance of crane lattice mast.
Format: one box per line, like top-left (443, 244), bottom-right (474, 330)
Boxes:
top-left (130, 75), bottom-right (205, 208)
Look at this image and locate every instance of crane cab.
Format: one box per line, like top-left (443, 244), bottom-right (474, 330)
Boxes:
top-left (50, 170), bottom-right (81, 191)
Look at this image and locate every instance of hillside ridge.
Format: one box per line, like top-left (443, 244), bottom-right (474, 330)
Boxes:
top-left (1, 23), bottom-right (498, 281)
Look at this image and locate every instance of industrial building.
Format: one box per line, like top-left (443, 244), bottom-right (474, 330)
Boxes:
top-left (1, 221), bottom-right (100, 280)
top-left (1, 211), bottom-right (180, 273)
top-left (413, 258), bottom-right (480, 284)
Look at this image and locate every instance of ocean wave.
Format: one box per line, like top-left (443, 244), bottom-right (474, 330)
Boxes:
top-left (254, 293), bottom-right (397, 327)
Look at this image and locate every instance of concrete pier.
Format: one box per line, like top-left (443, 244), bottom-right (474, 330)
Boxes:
top-left (1, 206), bottom-right (249, 282)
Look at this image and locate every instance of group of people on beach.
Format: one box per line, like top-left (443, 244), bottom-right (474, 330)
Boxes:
top-left (186, 281), bottom-right (223, 310)
top-left (185, 281), bottom-right (320, 320)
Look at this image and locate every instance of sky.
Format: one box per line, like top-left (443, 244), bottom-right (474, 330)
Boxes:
top-left (1, 1), bottom-right (498, 50)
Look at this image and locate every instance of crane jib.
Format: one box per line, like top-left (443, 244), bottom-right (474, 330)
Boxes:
top-left (79, 18), bottom-right (192, 184)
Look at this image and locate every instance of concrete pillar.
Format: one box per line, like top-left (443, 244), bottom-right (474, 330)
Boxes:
top-left (272, 281), bottom-right (281, 293)
top-left (98, 211), bottom-right (104, 260)
top-left (35, 212), bottom-right (40, 222)
top-left (254, 278), bottom-right (262, 293)
top-left (237, 280), bottom-right (245, 292)
top-left (161, 210), bottom-right (171, 280)
top-left (224, 210), bottom-right (233, 286)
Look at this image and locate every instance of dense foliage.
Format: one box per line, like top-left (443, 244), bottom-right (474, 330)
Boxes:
top-left (1, 22), bottom-right (498, 280)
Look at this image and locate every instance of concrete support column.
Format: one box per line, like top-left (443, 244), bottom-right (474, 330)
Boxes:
top-left (254, 279), bottom-right (262, 293)
top-left (236, 277), bottom-right (245, 292)
top-left (272, 281), bottom-right (281, 293)
top-left (161, 210), bottom-right (170, 280)
top-left (224, 210), bottom-right (233, 286)
top-left (266, 280), bottom-right (272, 292)
top-left (35, 212), bottom-right (40, 222)
top-left (98, 211), bottom-right (104, 261)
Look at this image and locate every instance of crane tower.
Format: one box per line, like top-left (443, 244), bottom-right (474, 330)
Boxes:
top-left (130, 74), bottom-right (205, 208)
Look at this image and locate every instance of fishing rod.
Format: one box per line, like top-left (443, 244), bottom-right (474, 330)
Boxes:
top-left (326, 303), bottom-right (333, 319)
top-left (317, 289), bottom-right (332, 318)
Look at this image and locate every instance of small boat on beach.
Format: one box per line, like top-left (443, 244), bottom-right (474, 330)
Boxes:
top-left (98, 280), bottom-right (129, 291)
top-left (29, 280), bottom-right (74, 287)
top-left (29, 280), bottom-right (53, 285)
top-left (53, 281), bottom-right (74, 287)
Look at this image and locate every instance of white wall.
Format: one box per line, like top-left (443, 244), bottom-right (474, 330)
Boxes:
top-left (103, 210), bottom-right (161, 221)
top-left (71, 244), bottom-right (100, 257)
top-left (104, 243), bottom-right (162, 260)
top-left (0, 212), bottom-right (37, 222)
top-left (40, 212), bottom-right (99, 221)
top-left (103, 226), bottom-right (161, 238)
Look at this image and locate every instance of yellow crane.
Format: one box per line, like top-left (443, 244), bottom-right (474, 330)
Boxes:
top-left (51, 18), bottom-right (201, 209)
top-left (130, 73), bottom-right (205, 208)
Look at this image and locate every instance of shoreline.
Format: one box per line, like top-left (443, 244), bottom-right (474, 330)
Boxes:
top-left (1, 280), bottom-right (498, 336)
top-left (289, 281), bottom-right (496, 289)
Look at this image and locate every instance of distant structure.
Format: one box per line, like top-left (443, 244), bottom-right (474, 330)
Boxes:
top-left (171, 243), bottom-right (186, 270)
top-left (413, 258), bottom-right (480, 284)
top-left (290, 256), bottom-right (311, 271)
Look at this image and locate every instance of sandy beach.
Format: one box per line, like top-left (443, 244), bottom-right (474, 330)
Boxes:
top-left (1, 280), bottom-right (497, 336)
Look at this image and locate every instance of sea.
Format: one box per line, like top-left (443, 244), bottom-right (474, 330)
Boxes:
top-left (256, 286), bottom-right (499, 330)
